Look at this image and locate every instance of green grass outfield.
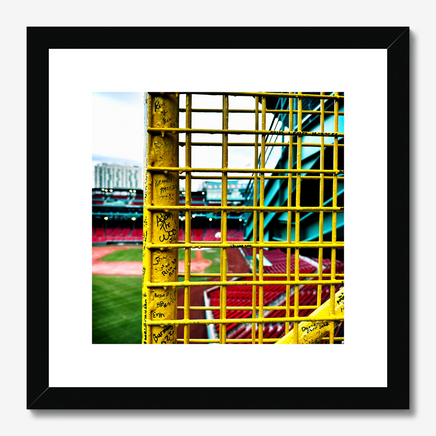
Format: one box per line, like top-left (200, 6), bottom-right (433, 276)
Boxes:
top-left (100, 248), bottom-right (142, 262)
top-left (93, 247), bottom-right (223, 343)
top-left (92, 275), bottom-right (142, 344)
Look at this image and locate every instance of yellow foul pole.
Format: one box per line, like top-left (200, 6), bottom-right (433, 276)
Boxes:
top-left (143, 93), bottom-right (179, 344)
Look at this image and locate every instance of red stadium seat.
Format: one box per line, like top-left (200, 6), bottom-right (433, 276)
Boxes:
top-left (120, 228), bottom-right (131, 237)
top-left (204, 229), bottom-right (220, 241)
top-left (192, 228), bottom-right (205, 241)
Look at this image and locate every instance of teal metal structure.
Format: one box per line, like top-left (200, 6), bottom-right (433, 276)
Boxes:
top-left (243, 93), bottom-right (344, 253)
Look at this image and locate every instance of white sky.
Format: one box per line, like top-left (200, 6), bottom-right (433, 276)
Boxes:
top-left (92, 92), bottom-right (144, 164)
top-left (92, 92), bottom-right (277, 190)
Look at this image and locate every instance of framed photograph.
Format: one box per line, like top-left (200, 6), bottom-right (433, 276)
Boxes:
top-left (27, 26), bottom-right (409, 409)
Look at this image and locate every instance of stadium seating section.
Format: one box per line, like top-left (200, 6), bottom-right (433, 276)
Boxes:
top-left (92, 227), bottom-right (142, 243)
top-left (92, 226), bottom-right (244, 244)
top-left (176, 228), bottom-right (245, 242)
top-left (206, 252), bottom-right (344, 343)
top-left (207, 271), bottom-right (344, 343)
top-left (240, 248), bottom-right (317, 274)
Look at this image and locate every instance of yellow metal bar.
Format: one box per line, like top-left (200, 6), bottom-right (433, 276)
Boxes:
top-left (179, 304), bottom-right (329, 311)
top-left (329, 92), bottom-right (340, 344)
top-left (147, 206), bottom-right (343, 212)
top-left (190, 92), bottom-right (344, 100)
top-left (146, 314), bottom-right (344, 326)
top-left (148, 127), bottom-right (344, 138)
top-left (179, 141), bottom-right (344, 148)
top-left (143, 93), bottom-right (179, 344)
top-left (258, 96), bottom-right (267, 344)
top-left (294, 94), bottom-right (303, 343)
top-left (276, 288), bottom-right (344, 344)
top-left (219, 94), bottom-right (229, 344)
top-left (177, 338), bottom-right (282, 343)
top-left (148, 167), bottom-right (343, 174)
top-left (252, 96), bottom-right (259, 344)
top-left (318, 93), bottom-right (326, 308)
top-left (179, 272), bottom-right (344, 278)
top-left (179, 108), bottom-right (344, 116)
top-left (176, 337), bottom-right (344, 343)
top-left (181, 175), bottom-right (344, 180)
top-left (184, 94), bottom-right (192, 344)
top-left (148, 279), bottom-right (344, 288)
top-left (177, 338), bottom-right (280, 343)
top-left (147, 242), bottom-right (344, 249)
top-left (285, 93), bottom-right (294, 335)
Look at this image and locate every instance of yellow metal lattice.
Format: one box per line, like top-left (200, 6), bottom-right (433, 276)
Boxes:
top-left (143, 92), bottom-right (344, 344)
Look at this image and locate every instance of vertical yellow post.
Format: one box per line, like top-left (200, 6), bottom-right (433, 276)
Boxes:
top-left (184, 94), bottom-right (192, 344)
top-left (258, 96), bottom-right (266, 344)
top-left (285, 94), bottom-right (294, 335)
top-left (294, 93), bottom-right (303, 344)
top-left (219, 94), bottom-right (229, 344)
top-left (251, 97), bottom-right (259, 343)
top-left (143, 93), bottom-right (179, 344)
top-left (318, 93), bottom-right (326, 308)
top-left (329, 92), bottom-right (340, 344)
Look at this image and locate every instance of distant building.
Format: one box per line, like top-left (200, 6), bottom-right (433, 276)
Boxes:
top-left (94, 163), bottom-right (141, 189)
top-left (200, 180), bottom-right (249, 205)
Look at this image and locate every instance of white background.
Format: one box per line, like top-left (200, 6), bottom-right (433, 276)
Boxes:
top-left (1, 0), bottom-right (433, 435)
top-left (49, 48), bottom-right (386, 389)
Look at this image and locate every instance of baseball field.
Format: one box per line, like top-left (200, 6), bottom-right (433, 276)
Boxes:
top-left (92, 245), bottom-right (237, 344)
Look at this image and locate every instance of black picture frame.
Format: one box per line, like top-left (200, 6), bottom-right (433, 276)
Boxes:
top-left (27, 26), bottom-right (409, 409)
